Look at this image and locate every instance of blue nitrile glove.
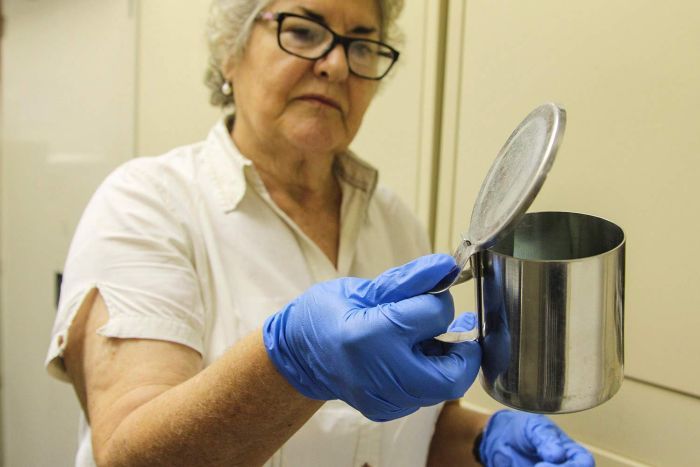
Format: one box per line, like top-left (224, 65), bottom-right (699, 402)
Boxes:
top-left (479, 410), bottom-right (595, 466)
top-left (419, 311), bottom-right (478, 357)
top-left (263, 254), bottom-right (482, 422)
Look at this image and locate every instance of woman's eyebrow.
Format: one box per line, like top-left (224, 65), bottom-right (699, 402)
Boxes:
top-left (299, 7), bottom-right (325, 22)
top-left (299, 7), bottom-right (378, 35)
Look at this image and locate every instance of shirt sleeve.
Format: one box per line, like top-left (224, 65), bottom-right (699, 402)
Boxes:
top-left (46, 158), bottom-right (206, 382)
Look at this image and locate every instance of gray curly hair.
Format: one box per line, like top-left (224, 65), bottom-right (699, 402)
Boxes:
top-left (204, 0), bottom-right (405, 108)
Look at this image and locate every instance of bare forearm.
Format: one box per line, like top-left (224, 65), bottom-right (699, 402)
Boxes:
top-left (97, 332), bottom-right (322, 466)
top-left (426, 401), bottom-right (489, 467)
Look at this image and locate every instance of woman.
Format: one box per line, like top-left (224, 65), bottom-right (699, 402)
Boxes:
top-left (46, 0), bottom-right (594, 465)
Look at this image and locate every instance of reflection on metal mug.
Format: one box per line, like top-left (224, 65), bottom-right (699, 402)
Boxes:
top-left (474, 211), bottom-right (625, 413)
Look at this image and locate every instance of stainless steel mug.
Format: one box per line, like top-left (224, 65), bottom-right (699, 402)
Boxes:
top-left (473, 211), bottom-right (625, 413)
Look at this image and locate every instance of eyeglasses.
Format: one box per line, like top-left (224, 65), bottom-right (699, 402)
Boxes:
top-left (256, 12), bottom-right (400, 80)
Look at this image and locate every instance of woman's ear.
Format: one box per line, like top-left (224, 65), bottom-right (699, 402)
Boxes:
top-left (219, 57), bottom-right (237, 95)
top-left (222, 54), bottom-right (238, 83)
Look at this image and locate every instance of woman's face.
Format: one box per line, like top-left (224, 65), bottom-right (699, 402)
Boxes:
top-left (227, 0), bottom-right (382, 156)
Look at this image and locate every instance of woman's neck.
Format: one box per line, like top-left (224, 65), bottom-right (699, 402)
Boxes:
top-left (253, 149), bottom-right (339, 206)
top-left (231, 122), bottom-right (341, 208)
top-left (231, 125), bottom-right (343, 266)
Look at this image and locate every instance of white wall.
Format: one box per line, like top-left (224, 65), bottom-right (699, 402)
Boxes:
top-left (0, 1), bottom-right (136, 465)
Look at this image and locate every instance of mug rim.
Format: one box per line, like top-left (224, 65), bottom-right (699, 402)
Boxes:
top-left (486, 210), bottom-right (625, 263)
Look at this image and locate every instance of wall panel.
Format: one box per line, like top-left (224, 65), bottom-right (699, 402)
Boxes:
top-left (439, 0), bottom-right (700, 396)
top-left (437, 1), bottom-right (700, 464)
top-left (0, 1), bottom-right (136, 465)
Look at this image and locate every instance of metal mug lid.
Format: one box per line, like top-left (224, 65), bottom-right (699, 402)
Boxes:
top-left (429, 103), bottom-right (566, 296)
top-left (466, 102), bottom-right (566, 250)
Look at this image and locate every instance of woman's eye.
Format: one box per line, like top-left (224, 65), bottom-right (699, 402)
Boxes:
top-left (355, 44), bottom-right (371, 56)
top-left (285, 27), bottom-right (322, 44)
top-left (352, 43), bottom-right (377, 60)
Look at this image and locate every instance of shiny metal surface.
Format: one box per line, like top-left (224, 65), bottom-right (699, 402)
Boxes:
top-left (433, 327), bottom-right (479, 343)
top-left (429, 103), bottom-right (565, 299)
top-left (477, 212), bottom-right (625, 413)
top-left (432, 103), bottom-right (566, 344)
top-left (468, 103), bottom-right (566, 251)
top-left (430, 238), bottom-right (476, 294)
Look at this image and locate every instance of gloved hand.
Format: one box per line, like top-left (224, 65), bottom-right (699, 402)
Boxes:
top-left (418, 311), bottom-right (478, 357)
top-left (479, 410), bottom-right (595, 466)
top-left (263, 254), bottom-right (482, 422)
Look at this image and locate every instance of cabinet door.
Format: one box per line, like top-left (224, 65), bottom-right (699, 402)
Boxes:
top-left (0, 1), bottom-right (136, 465)
top-left (436, 1), bottom-right (700, 465)
top-left (437, 0), bottom-right (700, 399)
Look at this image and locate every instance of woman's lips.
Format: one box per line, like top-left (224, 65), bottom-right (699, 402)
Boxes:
top-left (297, 94), bottom-right (342, 111)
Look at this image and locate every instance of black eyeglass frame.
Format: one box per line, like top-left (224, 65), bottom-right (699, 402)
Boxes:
top-left (257, 11), bottom-right (401, 80)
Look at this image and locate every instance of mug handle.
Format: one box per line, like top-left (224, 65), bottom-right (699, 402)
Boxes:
top-left (428, 239), bottom-right (476, 294)
top-left (432, 265), bottom-right (478, 343)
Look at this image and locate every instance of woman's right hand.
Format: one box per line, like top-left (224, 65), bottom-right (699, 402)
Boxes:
top-left (263, 254), bottom-right (482, 422)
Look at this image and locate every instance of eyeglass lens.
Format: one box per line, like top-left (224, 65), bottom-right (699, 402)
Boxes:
top-left (278, 15), bottom-right (395, 79)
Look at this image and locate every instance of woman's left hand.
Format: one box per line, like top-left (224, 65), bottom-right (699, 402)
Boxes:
top-left (479, 410), bottom-right (595, 466)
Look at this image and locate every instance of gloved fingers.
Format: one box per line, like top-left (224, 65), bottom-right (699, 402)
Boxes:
top-left (416, 312), bottom-right (476, 356)
top-left (357, 391), bottom-right (421, 422)
top-left (417, 338), bottom-right (446, 356)
top-left (535, 437), bottom-right (567, 464)
top-left (417, 340), bottom-right (482, 400)
top-left (489, 445), bottom-right (523, 467)
top-left (557, 441), bottom-right (596, 467)
top-left (529, 419), bottom-right (567, 463)
top-left (356, 254), bottom-right (458, 305)
top-left (530, 418), bottom-right (594, 466)
top-left (446, 311), bottom-right (478, 333)
top-left (535, 453), bottom-right (595, 467)
top-left (366, 406), bottom-right (419, 422)
top-left (379, 292), bottom-right (455, 342)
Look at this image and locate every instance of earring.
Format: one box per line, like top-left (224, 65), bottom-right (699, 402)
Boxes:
top-left (221, 81), bottom-right (232, 96)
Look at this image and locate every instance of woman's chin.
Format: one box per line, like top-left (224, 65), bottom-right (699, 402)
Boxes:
top-left (286, 124), bottom-right (348, 155)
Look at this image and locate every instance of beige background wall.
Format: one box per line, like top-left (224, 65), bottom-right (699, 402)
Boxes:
top-left (0, 1), bottom-right (136, 465)
top-left (436, 1), bottom-right (700, 465)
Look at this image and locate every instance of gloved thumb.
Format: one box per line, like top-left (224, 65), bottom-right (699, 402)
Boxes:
top-left (353, 254), bottom-right (458, 305)
top-left (424, 337), bottom-right (481, 398)
top-left (446, 312), bottom-right (478, 333)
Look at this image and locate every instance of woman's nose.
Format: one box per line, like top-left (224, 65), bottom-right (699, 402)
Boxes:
top-left (313, 43), bottom-right (350, 82)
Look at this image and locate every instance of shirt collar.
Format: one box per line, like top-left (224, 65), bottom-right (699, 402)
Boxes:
top-left (204, 115), bottom-right (379, 213)
top-left (333, 151), bottom-right (378, 196)
top-left (203, 116), bottom-right (252, 213)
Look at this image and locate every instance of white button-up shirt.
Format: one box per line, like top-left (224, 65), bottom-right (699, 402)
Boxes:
top-left (46, 117), bottom-right (442, 467)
